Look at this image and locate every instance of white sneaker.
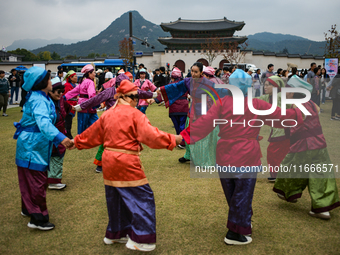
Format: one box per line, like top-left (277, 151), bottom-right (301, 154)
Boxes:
top-left (48, 183), bottom-right (67, 190)
top-left (103, 237), bottom-right (128, 244)
top-left (309, 211), bottom-right (331, 220)
top-left (125, 237), bottom-right (156, 252)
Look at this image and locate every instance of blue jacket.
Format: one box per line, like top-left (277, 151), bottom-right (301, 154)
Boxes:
top-left (15, 91), bottom-right (66, 171)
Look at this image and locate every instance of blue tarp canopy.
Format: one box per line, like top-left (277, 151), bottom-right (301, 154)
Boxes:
top-left (15, 65), bottom-right (28, 71)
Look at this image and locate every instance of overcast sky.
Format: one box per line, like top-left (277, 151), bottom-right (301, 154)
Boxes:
top-left (1, 0), bottom-right (339, 47)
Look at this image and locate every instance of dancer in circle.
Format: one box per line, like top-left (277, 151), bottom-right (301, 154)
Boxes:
top-left (71, 80), bottom-right (182, 252)
top-left (180, 69), bottom-right (304, 245)
top-left (273, 75), bottom-right (340, 219)
top-left (64, 64), bottom-right (98, 134)
top-left (14, 67), bottom-right (73, 231)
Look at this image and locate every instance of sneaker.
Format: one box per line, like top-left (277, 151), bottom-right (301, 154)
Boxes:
top-left (2, 113), bottom-right (8, 117)
top-left (27, 222), bottom-right (55, 231)
top-left (95, 166), bottom-right (103, 173)
top-left (268, 177), bottom-right (276, 182)
top-left (177, 144), bottom-right (185, 149)
top-left (103, 236), bottom-right (128, 244)
top-left (322, 102), bottom-right (325, 104)
top-left (277, 193), bottom-right (297, 203)
top-left (48, 183), bottom-right (67, 190)
top-left (309, 211), bottom-right (331, 220)
top-left (178, 157), bottom-right (190, 163)
top-left (224, 230), bottom-right (252, 245)
top-left (330, 117), bottom-right (340, 121)
top-left (125, 237), bottom-right (156, 252)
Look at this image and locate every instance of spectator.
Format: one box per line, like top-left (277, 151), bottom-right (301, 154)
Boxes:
top-left (0, 70), bottom-right (10, 116)
top-left (276, 68), bottom-right (283, 77)
top-left (307, 62), bottom-right (316, 84)
top-left (221, 67), bottom-right (230, 84)
top-left (148, 69), bottom-right (154, 81)
top-left (288, 67), bottom-right (298, 80)
top-left (328, 66), bottom-right (340, 120)
top-left (153, 69), bottom-right (161, 87)
top-left (311, 67), bottom-right (321, 106)
top-left (253, 69), bottom-right (261, 97)
top-left (159, 66), bottom-right (169, 87)
top-left (261, 64), bottom-right (274, 94)
top-left (96, 69), bottom-right (105, 91)
top-left (215, 68), bottom-right (222, 78)
top-left (57, 71), bottom-right (65, 84)
top-left (281, 70), bottom-right (288, 86)
top-left (135, 63), bottom-right (150, 80)
top-left (105, 67), bottom-right (113, 82)
top-left (9, 69), bottom-right (21, 104)
top-left (320, 68), bottom-right (330, 104)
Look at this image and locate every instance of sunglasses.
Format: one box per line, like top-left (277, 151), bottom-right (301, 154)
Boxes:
top-left (56, 89), bottom-right (65, 94)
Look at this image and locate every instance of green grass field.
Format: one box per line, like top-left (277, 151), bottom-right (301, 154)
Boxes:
top-left (0, 101), bottom-right (339, 255)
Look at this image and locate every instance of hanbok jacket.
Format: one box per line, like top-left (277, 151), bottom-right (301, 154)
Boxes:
top-left (14, 91), bottom-right (66, 171)
top-left (134, 79), bottom-right (157, 107)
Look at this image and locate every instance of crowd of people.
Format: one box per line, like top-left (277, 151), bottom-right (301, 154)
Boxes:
top-left (2, 60), bottom-right (340, 252)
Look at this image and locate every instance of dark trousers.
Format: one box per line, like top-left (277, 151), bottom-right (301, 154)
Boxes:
top-left (311, 93), bottom-right (320, 106)
top-left (219, 172), bottom-right (257, 236)
top-left (10, 86), bottom-right (19, 104)
top-left (65, 114), bottom-right (74, 139)
top-left (18, 167), bottom-right (49, 225)
top-left (331, 98), bottom-right (340, 117)
top-left (0, 93), bottom-right (9, 113)
top-left (20, 89), bottom-right (27, 108)
top-left (105, 184), bottom-right (156, 244)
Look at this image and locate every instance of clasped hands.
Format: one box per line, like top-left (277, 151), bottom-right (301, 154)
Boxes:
top-left (61, 138), bottom-right (76, 150)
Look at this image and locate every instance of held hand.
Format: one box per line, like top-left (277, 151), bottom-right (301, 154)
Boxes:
top-left (61, 137), bottom-right (74, 149)
top-left (69, 139), bottom-right (76, 150)
top-left (175, 135), bottom-right (183, 146)
top-left (72, 106), bottom-right (76, 111)
top-left (156, 88), bottom-right (161, 95)
top-left (147, 99), bottom-right (155, 105)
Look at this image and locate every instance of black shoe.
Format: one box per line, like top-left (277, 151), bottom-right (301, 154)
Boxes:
top-left (178, 157), bottom-right (190, 163)
top-left (96, 166), bottom-right (103, 173)
top-left (27, 222), bottom-right (55, 231)
top-left (268, 177), bottom-right (276, 182)
top-left (224, 230), bottom-right (252, 245)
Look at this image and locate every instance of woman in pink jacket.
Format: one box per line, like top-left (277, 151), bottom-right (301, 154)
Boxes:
top-left (64, 64), bottom-right (98, 134)
top-left (134, 68), bottom-right (157, 114)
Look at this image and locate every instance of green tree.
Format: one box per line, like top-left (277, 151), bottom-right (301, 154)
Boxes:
top-left (51, 51), bottom-right (61, 60)
top-left (37, 51), bottom-right (52, 61)
top-left (8, 48), bottom-right (38, 61)
top-left (65, 55), bottom-right (77, 59)
top-left (87, 53), bottom-right (96, 58)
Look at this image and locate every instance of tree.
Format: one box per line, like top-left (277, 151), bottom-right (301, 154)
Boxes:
top-left (37, 51), bottom-right (52, 61)
top-left (200, 38), bottom-right (226, 66)
top-left (324, 24), bottom-right (340, 59)
top-left (8, 48), bottom-right (38, 61)
top-left (222, 41), bottom-right (248, 65)
top-left (119, 38), bottom-right (133, 67)
top-left (51, 51), bottom-right (61, 60)
top-left (65, 55), bottom-right (77, 60)
top-left (282, 47), bottom-right (289, 54)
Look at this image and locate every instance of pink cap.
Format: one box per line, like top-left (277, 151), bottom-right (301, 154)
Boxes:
top-left (203, 66), bottom-right (215, 76)
top-left (171, 67), bottom-right (182, 78)
top-left (81, 64), bottom-right (94, 74)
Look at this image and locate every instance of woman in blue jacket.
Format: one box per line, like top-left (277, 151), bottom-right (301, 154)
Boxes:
top-left (14, 67), bottom-right (73, 231)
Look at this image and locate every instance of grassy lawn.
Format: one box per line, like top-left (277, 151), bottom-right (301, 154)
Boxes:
top-left (0, 101), bottom-right (339, 255)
